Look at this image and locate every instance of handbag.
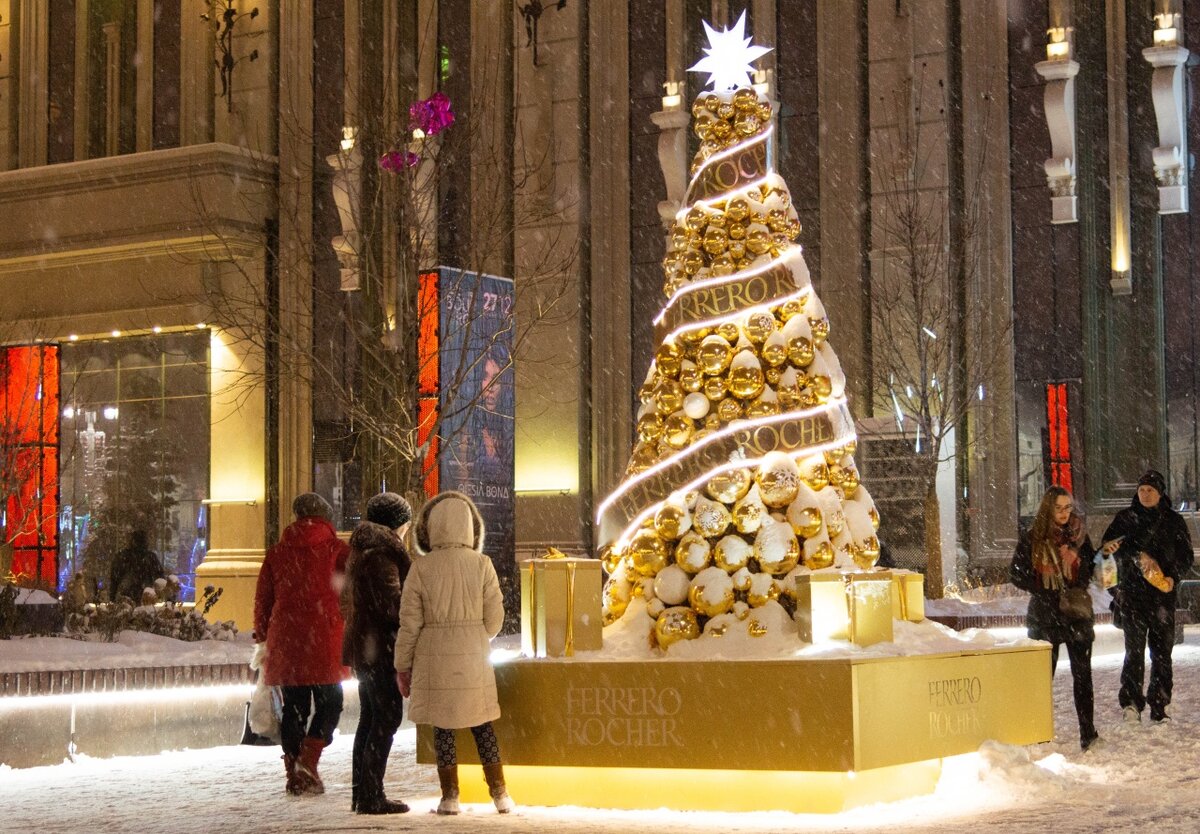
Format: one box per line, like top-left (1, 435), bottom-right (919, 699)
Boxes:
top-left (1059, 586), bottom-right (1094, 622)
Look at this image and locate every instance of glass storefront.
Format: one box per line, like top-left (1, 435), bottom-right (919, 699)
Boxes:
top-left (58, 332), bottom-right (210, 600)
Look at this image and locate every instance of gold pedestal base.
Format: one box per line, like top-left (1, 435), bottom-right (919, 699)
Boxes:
top-left (454, 759), bottom-right (942, 813)
top-left (419, 644), bottom-right (1052, 813)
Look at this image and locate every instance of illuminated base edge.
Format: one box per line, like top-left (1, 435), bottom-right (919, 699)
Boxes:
top-left (452, 760), bottom-right (943, 814)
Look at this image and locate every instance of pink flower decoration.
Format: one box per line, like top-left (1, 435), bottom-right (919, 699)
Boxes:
top-left (409, 91), bottom-right (455, 137)
top-left (378, 150), bottom-right (420, 173)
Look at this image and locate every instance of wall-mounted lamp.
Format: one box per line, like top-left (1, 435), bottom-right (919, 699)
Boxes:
top-left (661, 81), bottom-right (683, 111)
top-left (201, 1), bottom-right (260, 113)
top-left (328, 126), bottom-right (364, 291)
top-left (1144, 10), bottom-right (1190, 214)
top-left (1035, 25), bottom-right (1081, 223)
top-left (1046, 26), bottom-right (1072, 60)
top-left (1153, 13), bottom-right (1181, 47)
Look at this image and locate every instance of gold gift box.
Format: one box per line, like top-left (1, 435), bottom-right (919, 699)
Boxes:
top-left (891, 570), bottom-right (925, 622)
top-left (520, 556), bottom-right (603, 657)
top-left (795, 570), bottom-right (894, 647)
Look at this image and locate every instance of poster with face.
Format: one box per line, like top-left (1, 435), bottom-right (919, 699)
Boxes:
top-left (434, 268), bottom-right (516, 591)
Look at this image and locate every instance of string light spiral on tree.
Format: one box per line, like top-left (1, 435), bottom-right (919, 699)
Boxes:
top-left (596, 13), bottom-right (883, 649)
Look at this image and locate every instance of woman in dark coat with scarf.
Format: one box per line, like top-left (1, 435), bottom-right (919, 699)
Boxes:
top-left (341, 493), bottom-right (413, 815)
top-left (1100, 469), bottom-right (1194, 723)
top-left (1011, 486), bottom-right (1098, 751)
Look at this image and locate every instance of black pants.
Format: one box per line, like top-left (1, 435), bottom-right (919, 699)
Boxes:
top-left (352, 664), bottom-right (404, 807)
top-left (1119, 602), bottom-right (1175, 716)
top-left (280, 684), bottom-right (344, 758)
top-left (1050, 639), bottom-right (1095, 743)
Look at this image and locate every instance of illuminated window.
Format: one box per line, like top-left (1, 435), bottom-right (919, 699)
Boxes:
top-left (1046, 382), bottom-right (1073, 493)
top-left (0, 346), bottom-right (60, 588)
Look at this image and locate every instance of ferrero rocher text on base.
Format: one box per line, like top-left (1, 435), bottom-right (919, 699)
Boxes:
top-left (417, 645), bottom-right (1052, 811)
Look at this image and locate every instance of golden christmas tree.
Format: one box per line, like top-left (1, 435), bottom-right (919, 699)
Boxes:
top-left (596, 13), bottom-right (881, 649)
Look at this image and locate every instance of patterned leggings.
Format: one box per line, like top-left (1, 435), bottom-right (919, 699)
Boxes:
top-left (433, 722), bottom-right (501, 767)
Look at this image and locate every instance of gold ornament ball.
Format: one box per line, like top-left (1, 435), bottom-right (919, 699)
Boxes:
top-left (852, 535), bottom-right (881, 571)
top-left (803, 540), bottom-right (835, 570)
top-left (688, 570), bottom-right (735, 617)
top-left (803, 462), bottom-right (830, 491)
top-left (787, 335), bottom-right (815, 367)
top-left (765, 367), bottom-right (782, 385)
top-left (766, 209), bottom-right (789, 233)
top-left (678, 363), bottom-right (704, 393)
top-left (716, 322), bottom-right (741, 343)
top-left (600, 545), bottom-right (623, 575)
top-left (717, 101), bottom-right (736, 120)
top-left (629, 529), bottom-right (669, 577)
top-left (674, 531), bottom-right (712, 574)
top-left (756, 103), bottom-right (773, 122)
top-left (709, 120), bottom-right (732, 142)
top-left (655, 607), bottom-right (700, 648)
top-left (868, 506), bottom-right (881, 530)
top-left (732, 87), bottom-right (759, 112)
top-left (637, 412), bottom-right (664, 443)
top-left (703, 225), bottom-right (730, 255)
top-left (788, 505), bottom-right (823, 539)
top-left (757, 464), bottom-right (800, 508)
top-left (778, 297), bottom-right (807, 321)
top-left (762, 339), bottom-right (788, 367)
top-left (744, 396), bottom-right (780, 419)
top-left (655, 379), bottom-right (685, 415)
top-left (728, 240), bottom-right (747, 261)
top-left (728, 365), bottom-right (765, 400)
top-left (727, 221), bottom-right (747, 241)
top-left (676, 326), bottom-right (707, 353)
top-left (732, 491), bottom-right (767, 534)
top-left (841, 467), bottom-right (861, 494)
top-left (692, 497), bottom-right (733, 538)
top-left (810, 374), bottom-right (833, 400)
top-left (743, 311), bottom-right (777, 344)
top-left (736, 114), bottom-right (759, 136)
top-left (703, 374), bottom-right (729, 401)
top-left (705, 468), bottom-right (752, 504)
top-left (746, 228), bottom-right (773, 256)
top-left (663, 412), bottom-right (695, 449)
top-left (685, 206), bottom-right (708, 233)
top-left (709, 254), bottom-right (736, 277)
top-left (726, 197), bottom-right (750, 223)
top-left (824, 508), bottom-right (846, 538)
top-left (682, 249), bottom-right (705, 276)
top-left (698, 335), bottom-right (734, 376)
top-left (703, 93), bottom-right (722, 113)
top-left (810, 316), bottom-right (831, 345)
top-left (747, 576), bottom-right (782, 608)
top-left (714, 535), bottom-right (752, 572)
top-left (716, 396), bottom-right (743, 422)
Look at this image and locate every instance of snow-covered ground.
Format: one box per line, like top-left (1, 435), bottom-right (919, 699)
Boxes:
top-left (2, 630), bottom-right (1197, 834)
top-left (0, 630), bottom-right (254, 672)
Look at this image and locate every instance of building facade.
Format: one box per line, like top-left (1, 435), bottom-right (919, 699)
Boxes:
top-left (0, 0), bottom-right (1196, 627)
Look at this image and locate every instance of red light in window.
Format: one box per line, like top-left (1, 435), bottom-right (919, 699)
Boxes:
top-left (1046, 382), bottom-right (1073, 493)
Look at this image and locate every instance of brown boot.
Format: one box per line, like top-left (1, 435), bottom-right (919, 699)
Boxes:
top-left (482, 762), bottom-right (515, 814)
top-left (436, 766), bottom-right (460, 815)
top-left (282, 754), bottom-right (301, 796)
top-left (294, 737), bottom-right (326, 795)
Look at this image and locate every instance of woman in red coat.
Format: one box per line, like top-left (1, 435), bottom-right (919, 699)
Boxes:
top-left (254, 492), bottom-right (349, 796)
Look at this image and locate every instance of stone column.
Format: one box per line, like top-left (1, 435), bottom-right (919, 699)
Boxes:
top-left (589, 0), bottom-right (632, 505)
top-left (276, 0), bottom-right (314, 534)
top-left (17, 0), bottom-right (48, 168)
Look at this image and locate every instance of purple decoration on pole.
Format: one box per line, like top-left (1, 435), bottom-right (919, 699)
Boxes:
top-left (379, 149), bottom-right (420, 173)
top-left (409, 91), bottom-right (455, 136)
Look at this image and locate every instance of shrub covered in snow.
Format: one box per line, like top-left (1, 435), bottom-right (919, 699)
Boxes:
top-left (65, 585), bottom-right (237, 643)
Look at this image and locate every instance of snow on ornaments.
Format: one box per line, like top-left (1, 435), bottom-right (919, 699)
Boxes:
top-left (595, 12), bottom-right (884, 651)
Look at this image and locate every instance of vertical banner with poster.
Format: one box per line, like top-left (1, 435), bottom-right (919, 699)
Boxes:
top-left (418, 267), bottom-right (517, 627)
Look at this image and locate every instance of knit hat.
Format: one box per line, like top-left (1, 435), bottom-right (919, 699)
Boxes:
top-left (292, 492), bottom-right (333, 520)
top-left (1137, 470), bottom-right (1167, 496)
top-left (366, 492), bottom-right (412, 531)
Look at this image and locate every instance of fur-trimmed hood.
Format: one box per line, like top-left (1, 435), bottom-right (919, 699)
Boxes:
top-left (414, 491), bottom-right (485, 555)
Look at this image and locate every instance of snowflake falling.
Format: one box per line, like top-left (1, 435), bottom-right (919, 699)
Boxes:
top-left (687, 11), bottom-right (772, 92)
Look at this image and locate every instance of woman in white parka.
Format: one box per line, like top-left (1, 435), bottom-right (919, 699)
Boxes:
top-left (393, 491), bottom-right (513, 815)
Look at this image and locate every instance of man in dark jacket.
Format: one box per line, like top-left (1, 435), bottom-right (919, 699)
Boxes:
top-left (109, 530), bottom-right (164, 602)
top-left (341, 492), bottom-right (413, 815)
top-left (254, 492), bottom-right (349, 795)
top-left (1101, 470), bottom-right (1195, 723)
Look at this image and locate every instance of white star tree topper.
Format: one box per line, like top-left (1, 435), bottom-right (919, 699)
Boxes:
top-left (687, 11), bottom-right (772, 92)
